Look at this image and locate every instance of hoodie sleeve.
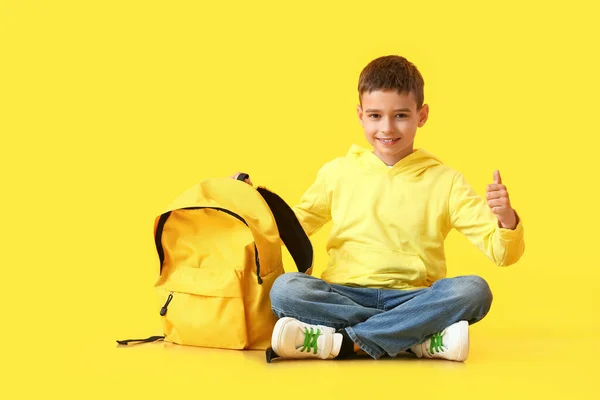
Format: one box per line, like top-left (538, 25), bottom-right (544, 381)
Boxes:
top-left (291, 163), bottom-right (332, 237)
top-left (448, 172), bottom-right (525, 266)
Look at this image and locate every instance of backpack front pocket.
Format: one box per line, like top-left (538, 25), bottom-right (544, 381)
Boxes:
top-left (158, 267), bottom-right (248, 349)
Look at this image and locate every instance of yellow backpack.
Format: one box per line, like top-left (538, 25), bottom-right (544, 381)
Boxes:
top-left (117, 176), bottom-right (312, 350)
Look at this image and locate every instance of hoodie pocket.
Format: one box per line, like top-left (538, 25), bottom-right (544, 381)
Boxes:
top-left (337, 243), bottom-right (427, 287)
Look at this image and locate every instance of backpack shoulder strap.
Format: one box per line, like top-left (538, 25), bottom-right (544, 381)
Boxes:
top-left (256, 187), bottom-right (313, 273)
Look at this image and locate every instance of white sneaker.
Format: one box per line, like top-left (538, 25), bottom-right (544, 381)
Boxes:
top-left (410, 320), bottom-right (469, 361)
top-left (271, 317), bottom-right (343, 360)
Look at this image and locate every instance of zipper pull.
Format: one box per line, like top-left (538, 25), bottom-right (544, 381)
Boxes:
top-left (160, 293), bottom-right (173, 316)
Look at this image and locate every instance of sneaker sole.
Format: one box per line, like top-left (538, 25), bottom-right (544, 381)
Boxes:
top-left (271, 317), bottom-right (296, 357)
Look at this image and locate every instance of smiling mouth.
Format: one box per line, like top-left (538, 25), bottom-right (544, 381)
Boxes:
top-left (377, 137), bottom-right (401, 145)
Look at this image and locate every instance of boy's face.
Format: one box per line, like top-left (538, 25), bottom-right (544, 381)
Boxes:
top-left (357, 90), bottom-right (429, 166)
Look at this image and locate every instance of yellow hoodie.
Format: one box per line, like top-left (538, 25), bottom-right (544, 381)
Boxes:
top-left (292, 145), bottom-right (525, 290)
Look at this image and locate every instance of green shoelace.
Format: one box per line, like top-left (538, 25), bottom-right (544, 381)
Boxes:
top-left (429, 331), bottom-right (445, 354)
top-left (300, 327), bottom-right (321, 354)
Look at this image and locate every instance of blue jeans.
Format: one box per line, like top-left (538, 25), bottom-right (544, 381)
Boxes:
top-left (269, 272), bottom-right (493, 359)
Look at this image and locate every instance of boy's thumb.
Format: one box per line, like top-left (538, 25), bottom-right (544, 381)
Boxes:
top-left (494, 170), bottom-right (502, 185)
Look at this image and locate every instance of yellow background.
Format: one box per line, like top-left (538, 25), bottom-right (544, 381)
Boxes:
top-left (1, 0), bottom-right (598, 398)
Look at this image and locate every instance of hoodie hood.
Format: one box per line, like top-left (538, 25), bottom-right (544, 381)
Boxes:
top-left (346, 144), bottom-right (443, 177)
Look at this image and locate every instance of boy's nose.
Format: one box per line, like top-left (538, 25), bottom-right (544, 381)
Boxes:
top-left (380, 118), bottom-right (396, 134)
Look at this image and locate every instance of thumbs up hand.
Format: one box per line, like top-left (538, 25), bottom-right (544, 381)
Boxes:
top-left (486, 170), bottom-right (518, 229)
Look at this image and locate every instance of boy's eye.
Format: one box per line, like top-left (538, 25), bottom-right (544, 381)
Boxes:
top-left (367, 113), bottom-right (407, 119)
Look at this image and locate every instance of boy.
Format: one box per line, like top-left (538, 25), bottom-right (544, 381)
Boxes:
top-left (233, 55), bottom-right (524, 362)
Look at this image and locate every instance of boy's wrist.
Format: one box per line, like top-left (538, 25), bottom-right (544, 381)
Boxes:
top-left (499, 210), bottom-right (519, 230)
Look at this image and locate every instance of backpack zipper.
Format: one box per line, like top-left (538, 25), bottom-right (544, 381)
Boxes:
top-left (160, 292), bottom-right (173, 316)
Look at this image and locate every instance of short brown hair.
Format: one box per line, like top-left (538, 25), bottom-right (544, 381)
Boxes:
top-left (358, 55), bottom-right (425, 109)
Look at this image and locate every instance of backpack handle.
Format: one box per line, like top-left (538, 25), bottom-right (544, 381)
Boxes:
top-left (236, 173), bottom-right (250, 181)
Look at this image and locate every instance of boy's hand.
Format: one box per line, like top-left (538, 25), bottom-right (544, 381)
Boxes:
top-left (230, 172), bottom-right (253, 186)
top-left (486, 170), bottom-right (517, 229)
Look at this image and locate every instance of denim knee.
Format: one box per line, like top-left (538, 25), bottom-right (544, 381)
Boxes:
top-left (269, 272), bottom-right (306, 311)
top-left (451, 275), bottom-right (493, 311)
top-left (435, 275), bottom-right (493, 313)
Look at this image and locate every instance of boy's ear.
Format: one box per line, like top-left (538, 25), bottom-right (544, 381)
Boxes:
top-left (417, 104), bottom-right (430, 127)
top-left (356, 104), bottom-right (364, 126)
